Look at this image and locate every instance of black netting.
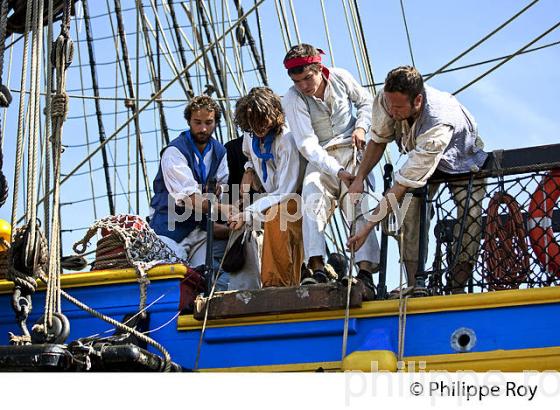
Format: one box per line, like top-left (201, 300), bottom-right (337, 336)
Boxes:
top-left (425, 169), bottom-right (560, 294)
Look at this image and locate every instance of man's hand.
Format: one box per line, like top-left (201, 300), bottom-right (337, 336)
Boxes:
top-left (213, 223), bottom-right (231, 239)
top-left (346, 221), bottom-right (375, 252)
top-left (220, 203), bottom-right (235, 221)
top-left (351, 127), bottom-right (366, 151)
top-left (228, 211), bottom-right (245, 231)
top-left (348, 176), bottom-right (364, 203)
top-left (338, 169), bottom-right (355, 188)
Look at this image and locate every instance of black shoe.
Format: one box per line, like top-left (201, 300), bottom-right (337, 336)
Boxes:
top-left (340, 269), bottom-right (373, 286)
top-left (356, 270), bottom-right (376, 301)
top-left (326, 253), bottom-right (348, 280)
top-left (301, 269), bottom-right (328, 285)
top-left (339, 275), bottom-right (356, 287)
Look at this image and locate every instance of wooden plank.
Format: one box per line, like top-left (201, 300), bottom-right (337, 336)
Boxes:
top-left (193, 283), bottom-right (364, 320)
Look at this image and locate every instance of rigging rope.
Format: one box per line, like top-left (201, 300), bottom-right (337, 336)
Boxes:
top-left (142, 0), bottom-right (171, 146)
top-left (113, 0), bottom-right (151, 212)
top-left (454, 20), bottom-right (560, 95)
top-left (167, 0), bottom-right (195, 96)
top-left (233, 0), bottom-right (268, 85)
top-left (399, 0), bottom-right (416, 67)
top-left (425, 0), bottom-right (540, 82)
top-left (82, 0), bottom-right (115, 215)
top-left (145, 0), bottom-right (191, 97)
top-left (341, 0), bottom-right (364, 84)
top-left (195, 0), bottom-right (233, 142)
top-left (41, 271), bottom-right (172, 371)
top-left (194, 231), bottom-right (236, 371)
top-left (253, 0), bottom-right (268, 84)
top-left (6, 0), bottom-right (45, 343)
top-left (222, 0), bottom-right (247, 96)
top-left (22, 0), bottom-right (266, 223)
top-left (287, 0), bottom-right (301, 45)
top-left (341, 191), bottom-right (357, 362)
top-left (349, 0), bottom-right (377, 95)
top-left (397, 231), bottom-right (410, 364)
top-left (272, 0), bottom-right (289, 52)
top-left (73, 13), bottom-right (98, 220)
top-left (319, 0), bottom-right (335, 67)
top-left (0, 0), bottom-right (11, 207)
top-left (44, 0), bottom-right (72, 332)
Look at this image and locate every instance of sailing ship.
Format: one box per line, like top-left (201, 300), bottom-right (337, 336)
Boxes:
top-left (0, 0), bottom-right (559, 371)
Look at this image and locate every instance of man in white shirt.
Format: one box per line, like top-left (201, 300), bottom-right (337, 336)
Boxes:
top-left (229, 87), bottom-right (306, 287)
top-left (282, 43), bottom-right (379, 296)
top-left (347, 66), bottom-right (487, 294)
top-left (149, 95), bottom-right (233, 290)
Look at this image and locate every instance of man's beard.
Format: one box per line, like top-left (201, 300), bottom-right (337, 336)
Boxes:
top-left (191, 130), bottom-right (211, 145)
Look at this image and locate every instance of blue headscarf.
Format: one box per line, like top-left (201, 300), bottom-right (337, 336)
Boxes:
top-left (251, 131), bottom-right (275, 183)
top-left (186, 130), bottom-right (212, 186)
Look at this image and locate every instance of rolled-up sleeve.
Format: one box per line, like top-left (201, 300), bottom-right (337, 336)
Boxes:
top-left (161, 147), bottom-right (201, 205)
top-left (370, 91), bottom-right (396, 144)
top-left (394, 124), bottom-right (453, 188)
top-left (282, 91), bottom-right (343, 177)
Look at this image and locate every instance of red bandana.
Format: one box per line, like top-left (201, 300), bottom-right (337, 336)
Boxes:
top-left (284, 48), bottom-right (330, 78)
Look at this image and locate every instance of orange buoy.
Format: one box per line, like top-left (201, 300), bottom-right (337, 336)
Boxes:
top-left (0, 219), bottom-right (11, 251)
top-left (528, 169), bottom-right (560, 276)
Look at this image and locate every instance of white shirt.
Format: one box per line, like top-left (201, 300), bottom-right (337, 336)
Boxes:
top-left (161, 145), bottom-right (229, 206)
top-left (371, 90), bottom-right (453, 188)
top-left (242, 128), bottom-right (305, 216)
top-left (282, 67), bottom-right (373, 177)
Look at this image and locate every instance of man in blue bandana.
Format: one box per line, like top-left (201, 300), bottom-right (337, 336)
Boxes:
top-left (229, 87), bottom-right (306, 288)
top-left (149, 95), bottom-right (233, 291)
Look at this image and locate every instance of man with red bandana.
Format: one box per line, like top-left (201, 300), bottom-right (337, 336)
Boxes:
top-left (282, 43), bottom-right (379, 297)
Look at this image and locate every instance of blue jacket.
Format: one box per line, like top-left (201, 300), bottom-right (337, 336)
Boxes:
top-left (149, 130), bottom-right (226, 242)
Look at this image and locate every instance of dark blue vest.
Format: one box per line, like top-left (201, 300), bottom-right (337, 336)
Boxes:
top-left (149, 130), bottom-right (226, 242)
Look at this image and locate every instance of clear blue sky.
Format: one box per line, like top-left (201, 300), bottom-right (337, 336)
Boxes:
top-left (0, 0), bottom-right (558, 282)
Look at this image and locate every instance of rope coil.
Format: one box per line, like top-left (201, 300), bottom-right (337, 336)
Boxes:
top-left (482, 192), bottom-right (529, 290)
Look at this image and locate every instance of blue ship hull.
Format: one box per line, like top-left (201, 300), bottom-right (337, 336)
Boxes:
top-left (1, 265), bottom-right (560, 371)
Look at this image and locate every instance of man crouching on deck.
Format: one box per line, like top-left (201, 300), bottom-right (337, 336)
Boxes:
top-left (149, 95), bottom-right (234, 290)
top-left (228, 87), bottom-right (306, 287)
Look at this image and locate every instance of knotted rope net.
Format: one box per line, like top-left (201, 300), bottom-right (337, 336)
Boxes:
top-left (73, 214), bottom-right (184, 311)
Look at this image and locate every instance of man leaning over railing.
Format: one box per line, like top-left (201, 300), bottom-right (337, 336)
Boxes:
top-left (347, 66), bottom-right (488, 295)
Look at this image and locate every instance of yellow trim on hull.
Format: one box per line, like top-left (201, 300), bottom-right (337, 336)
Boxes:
top-left (198, 346), bottom-right (560, 372)
top-left (0, 263), bottom-right (185, 294)
top-left (406, 346), bottom-right (560, 372)
top-left (178, 286), bottom-right (560, 330)
top-left (198, 361), bottom-right (342, 372)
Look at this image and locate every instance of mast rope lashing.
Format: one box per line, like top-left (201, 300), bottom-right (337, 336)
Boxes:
top-left (6, 222), bottom-right (48, 344)
top-left (42, 0), bottom-right (74, 336)
top-left (51, 92), bottom-right (69, 121)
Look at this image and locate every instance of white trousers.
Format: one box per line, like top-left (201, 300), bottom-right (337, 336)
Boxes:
top-left (302, 144), bottom-right (380, 268)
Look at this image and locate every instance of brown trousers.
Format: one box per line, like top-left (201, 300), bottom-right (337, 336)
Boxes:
top-left (260, 198), bottom-right (304, 287)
